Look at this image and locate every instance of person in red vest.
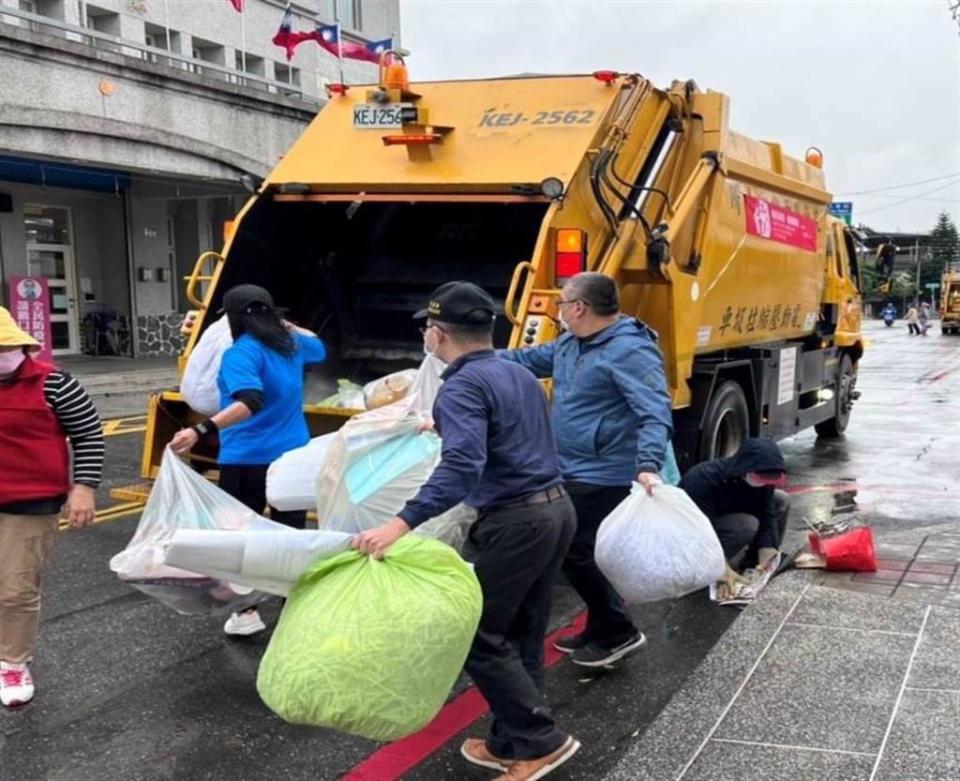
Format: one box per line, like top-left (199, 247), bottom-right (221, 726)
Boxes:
top-left (0, 306), bottom-right (103, 707)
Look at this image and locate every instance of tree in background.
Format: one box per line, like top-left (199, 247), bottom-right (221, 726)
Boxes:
top-left (930, 211), bottom-right (960, 269)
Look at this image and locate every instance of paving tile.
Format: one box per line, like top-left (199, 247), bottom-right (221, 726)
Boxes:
top-left (874, 543), bottom-right (921, 558)
top-left (828, 582), bottom-right (895, 598)
top-left (893, 582), bottom-right (949, 604)
top-left (790, 584), bottom-right (926, 633)
top-left (873, 689), bottom-right (960, 781)
top-left (875, 558), bottom-right (912, 571)
top-left (853, 569), bottom-right (904, 584)
top-left (714, 624), bottom-right (915, 753)
top-left (908, 607), bottom-right (960, 690)
top-left (901, 571), bottom-right (952, 586)
top-left (604, 571), bottom-right (817, 781)
top-left (916, 548), bottom-right (960, 563)
top-left (907, 561), bottom-right (957, 575)
top-left (684, 740), bottom-right (874, 781)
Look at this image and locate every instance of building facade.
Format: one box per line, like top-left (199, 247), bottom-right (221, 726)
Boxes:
top-left (0, 0), bottom-right (399, 356)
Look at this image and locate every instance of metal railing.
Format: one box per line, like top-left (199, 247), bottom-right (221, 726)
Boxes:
top-left (0, 5), bottom-right (318, 104)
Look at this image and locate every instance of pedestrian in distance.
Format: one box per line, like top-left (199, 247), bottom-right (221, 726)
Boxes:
top-left (170, 285), bottom-right (326, 637)
top-left (679, 438), bottom-right (790, 601)
top-left (353, 281), bottom-right (580, 781)
top-left (500, 271), bottom-right (677, 668)
top-left (0, 307), bottom-right (103, 707)
top-left (919, 300), bottom-right (931, 336)
top-left (905, 303), bottom-right (920, 335)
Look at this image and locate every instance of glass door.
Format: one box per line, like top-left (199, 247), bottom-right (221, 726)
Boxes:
top-left (24, 205), bottom-right (80, 355)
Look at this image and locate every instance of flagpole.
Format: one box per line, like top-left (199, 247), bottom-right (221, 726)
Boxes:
top-left (337, 21), bottom-right (345, 85)
top-left (240, 2), bottom-right (247, 78)
top-left (162, 0), bottom-right (171, 60)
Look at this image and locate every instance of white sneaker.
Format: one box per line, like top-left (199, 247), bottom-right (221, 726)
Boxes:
top-left (223, 609), bottom-right (266, 636)
top-left (0, 661), bottom-right (35, 707)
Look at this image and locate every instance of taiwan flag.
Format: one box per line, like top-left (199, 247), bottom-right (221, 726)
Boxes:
top-left (272, 6), bottom-right (316, 61)
top-left (341, 36), bottom-right (393, 64)
top-left (314, 23), bottom-right (341, 58)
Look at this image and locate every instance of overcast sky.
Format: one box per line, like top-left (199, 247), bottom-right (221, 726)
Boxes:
top-left (400, 0), bottom-right (959, 233)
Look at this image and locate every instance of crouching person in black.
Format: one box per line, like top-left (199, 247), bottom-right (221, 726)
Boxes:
top-left (680, 438), bottom-right (790, 600)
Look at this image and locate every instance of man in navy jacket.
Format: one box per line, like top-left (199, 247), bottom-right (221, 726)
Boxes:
top-left (501, 272), bottom-right (674, 668)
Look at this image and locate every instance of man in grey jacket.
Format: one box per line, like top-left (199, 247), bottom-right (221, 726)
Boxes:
top-left (500, 272), bottom-right (675, 667)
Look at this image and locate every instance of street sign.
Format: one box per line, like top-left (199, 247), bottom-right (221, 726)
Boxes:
top-left (829, 201), bottom-right (853, 225)
top-left (925, 283), bottom-right (939, 290)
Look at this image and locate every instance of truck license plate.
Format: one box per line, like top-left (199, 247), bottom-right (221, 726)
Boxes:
top-left (353, 104), bottom-right (406, 129)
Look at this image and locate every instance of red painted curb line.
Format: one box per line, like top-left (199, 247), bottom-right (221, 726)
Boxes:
top-left (341, 612), bottom-right (588, 781)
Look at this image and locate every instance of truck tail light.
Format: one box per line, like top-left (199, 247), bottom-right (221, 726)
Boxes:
top-left (555, 229), bottom-right (586, 281)
top-left (382, 133), bottom-right (442, 146)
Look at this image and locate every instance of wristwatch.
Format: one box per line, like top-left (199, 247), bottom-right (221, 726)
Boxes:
top-left (191, 420), bottom-right (217, 437)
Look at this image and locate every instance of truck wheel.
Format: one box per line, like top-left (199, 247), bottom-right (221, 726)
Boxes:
top-left (700, 380), bottom-right (749, 461)
top-left (815, 354), bottom-right (855, 438)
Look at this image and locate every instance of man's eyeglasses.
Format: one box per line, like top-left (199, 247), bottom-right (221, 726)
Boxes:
top-left (418, 323), bottom-right (449, 336)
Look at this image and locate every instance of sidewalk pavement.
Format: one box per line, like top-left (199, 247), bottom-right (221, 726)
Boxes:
top-left (605, 521), bottom-right (959, 781)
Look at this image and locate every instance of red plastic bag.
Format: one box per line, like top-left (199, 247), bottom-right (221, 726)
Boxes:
top-left (808, 527), bottom-right (877, 572)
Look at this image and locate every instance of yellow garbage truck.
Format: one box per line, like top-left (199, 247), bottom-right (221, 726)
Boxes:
top-left (940, 264), bottom-right (960, 334)
top-left (123, 64), bottom-right (865, 497)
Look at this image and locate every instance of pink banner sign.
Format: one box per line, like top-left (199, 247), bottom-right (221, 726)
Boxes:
top-left (744, 195), bottom-right (818, 252)
top-left (9, 276), bottom-right (53, 363)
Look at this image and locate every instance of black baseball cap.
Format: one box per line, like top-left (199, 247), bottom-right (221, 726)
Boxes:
top-left (219, 284), bottom-right (286, 315)
top-left (414, 281), bottom-right (496, 325)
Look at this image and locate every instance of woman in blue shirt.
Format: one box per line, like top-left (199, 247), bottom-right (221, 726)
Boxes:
top-left (171, 284), bottom-right (326, 636)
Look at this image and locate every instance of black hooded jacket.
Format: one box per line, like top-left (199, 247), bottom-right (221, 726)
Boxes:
top-left (679, 439), bottom-right (786, 550)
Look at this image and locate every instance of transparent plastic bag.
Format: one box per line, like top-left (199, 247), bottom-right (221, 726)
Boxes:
top-left (109, 448), bottom-right (294, 615)
top-left (180, 316), bottom-right (232, 416)
top-left (337, 379), bottom-right (366, 410)
top-left (363, 369), bottom-right (418, 410)
top-left (595, 484), bottom-right (727, 604)
top-left (315, 360), bottom-right (474, 549)
top-left (257, 535), bottom-right (482, 741)
top-left (266, 433), bottom-right (337, 511)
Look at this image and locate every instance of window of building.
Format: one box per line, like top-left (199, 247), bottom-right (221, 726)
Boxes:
top-left (190, 35), bottom-right (226, 78)
top-left (17, 0), bottom-right (64, 32)
top-left (274, 62), bottom-right (302, 96)
top-left (191, 36), bottom-right (225, 65)
top-left (84, 3), bottom-right (121, 41)
top-left (336, 0), bottom-right (361, 31)
top-left (234, 51), bottom-right (265, 76)
top-left (144, 22), bottom-right (181, 64)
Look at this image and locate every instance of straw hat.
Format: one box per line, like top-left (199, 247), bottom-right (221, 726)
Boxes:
top-left (0, 306), bottom-right (41, 350)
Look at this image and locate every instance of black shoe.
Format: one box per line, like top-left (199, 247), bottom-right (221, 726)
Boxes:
top-left (553, 632), bottom-right (591, 654)
top-left (571, 632), bottom-right (647, 668)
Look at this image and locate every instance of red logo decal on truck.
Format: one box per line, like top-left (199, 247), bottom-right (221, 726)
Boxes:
top-left (744, 195), bottom-right (817, 252)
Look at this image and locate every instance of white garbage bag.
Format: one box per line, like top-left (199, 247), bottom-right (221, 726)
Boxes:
top-left (595, 484), bottom-right (727, 604)
top-left (181, 316), bottom-right (233, 416)
top-left (266, 433), bottom-right (337, 512)
top-left (109, 448), bottom-right (295, 615)
top-left (164, 527), bottom-right (352, 597)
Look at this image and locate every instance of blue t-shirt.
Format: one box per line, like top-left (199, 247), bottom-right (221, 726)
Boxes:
top-left (216, 333), bottom-right (326, 466)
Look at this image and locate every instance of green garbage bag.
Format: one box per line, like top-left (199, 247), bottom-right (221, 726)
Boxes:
top-left (256, 535), bottom-right (482, 741)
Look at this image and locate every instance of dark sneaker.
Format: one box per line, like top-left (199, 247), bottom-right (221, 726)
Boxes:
top-left (553, 632), bottom-right (591, 654)
top-left (571, 632), bottom-right (647, 668)
top-left (496, 735), bottom-right (581, 780)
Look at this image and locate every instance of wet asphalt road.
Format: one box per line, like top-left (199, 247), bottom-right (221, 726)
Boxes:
top-left (0, 320), bottom-right (956, 781)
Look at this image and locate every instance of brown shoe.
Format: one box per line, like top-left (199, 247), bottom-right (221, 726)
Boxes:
top-left (494, 736), bottom-right (581, 781)
top-left (460, 738), bottom-right (511, 772)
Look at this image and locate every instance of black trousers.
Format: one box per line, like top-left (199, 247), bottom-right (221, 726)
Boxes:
top-left (712, 489), bottom-right (791, 567)
top-left (462, 491), bottom-right (576, 760)
top-left (219, 464), bottom-right (307, 530)
top-left (563, 483), bottom-right (637, 644)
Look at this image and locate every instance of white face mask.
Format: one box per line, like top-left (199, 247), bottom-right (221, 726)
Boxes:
top-left (557, 311), bottom-right (569, 331)
top-left (0, 350), bottom-right (26, 375)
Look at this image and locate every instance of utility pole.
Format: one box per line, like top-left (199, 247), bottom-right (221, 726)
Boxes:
top-left (915, 238), bottom-right (921, 304)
